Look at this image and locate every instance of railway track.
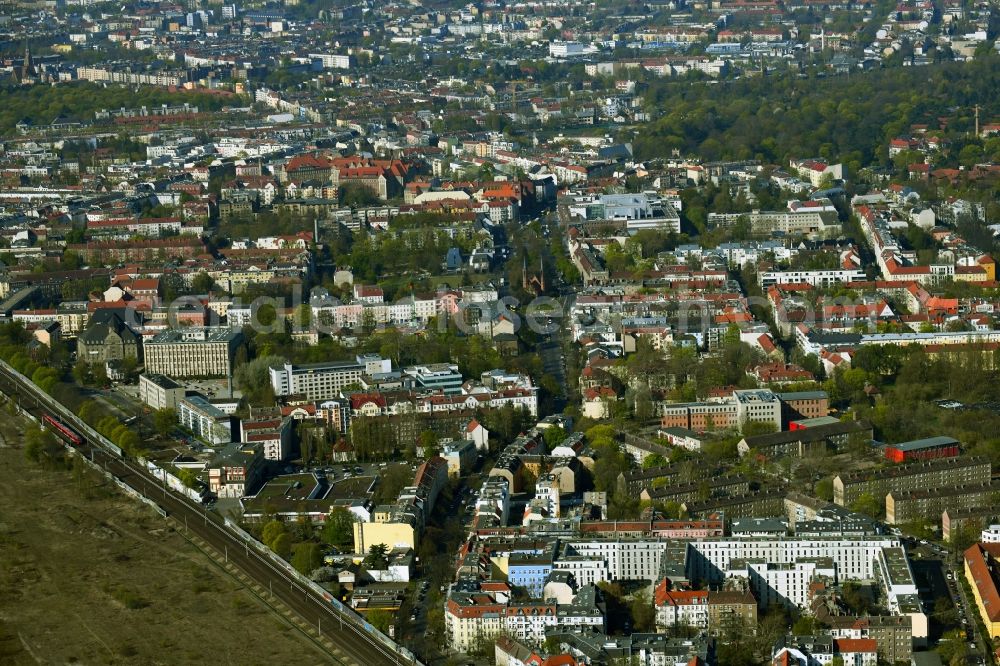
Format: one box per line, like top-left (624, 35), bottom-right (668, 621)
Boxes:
top-left (0, 365), bottom-right (414, 666)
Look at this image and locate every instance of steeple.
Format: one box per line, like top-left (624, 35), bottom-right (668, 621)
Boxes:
top-left (20, 38), bottom-right (34, 83)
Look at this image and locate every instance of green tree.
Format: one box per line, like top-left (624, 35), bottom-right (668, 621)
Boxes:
top-left (849, 492), bottom-right (883, 519)
top-left (418, 430), bottom-right (438, 458)
top-left (177, 468), bottom-right (199, 489)
top-left (542, 426), bottom-right (567, 449)
top-left (233, 355), bottom-right (284, 407)
top-left (291, 542), bottom-right (324, 575)
top-left (643, 453), bottom-right (667, 469)
top-left (367, 609), bottom-right (393, 634)
top-left (630, 591), bottom-right (656, 632)
top-left (191, 271), bottom-right (215, 293)
top-left (271, 532), bottom-right (293, 559)
top-left (153, 408), bottom-right (177, 436)
top-left (814, 477), bottom-right (834, 501)
top-left (261, 520), bottom-right (286, 548)
top-left (364, 543), bottom-right (389, 569)
top-left (321, 507), bottom-right (356, 551)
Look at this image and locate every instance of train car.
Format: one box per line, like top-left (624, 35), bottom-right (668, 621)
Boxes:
top-left (42, 414), bottom-right (84, 446)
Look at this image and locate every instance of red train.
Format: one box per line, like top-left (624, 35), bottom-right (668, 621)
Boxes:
top-left (42, 414), bottom-right (84, 446)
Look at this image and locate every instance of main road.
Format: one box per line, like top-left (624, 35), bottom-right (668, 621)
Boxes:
top-left (0, 364), bottom-right (412, 666)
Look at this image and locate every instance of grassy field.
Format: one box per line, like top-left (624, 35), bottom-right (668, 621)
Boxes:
top-left (0, 412), bottom-right (326, 665)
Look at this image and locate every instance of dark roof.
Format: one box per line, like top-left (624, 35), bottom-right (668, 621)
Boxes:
top-left (79, 312), bottom-right (139, 345)
top-left (887, 435), bottom-right (959, 453)
top-left (836, 455), bottom-right (990, 485)
top-left (741, 420), bottom-right (871, 449)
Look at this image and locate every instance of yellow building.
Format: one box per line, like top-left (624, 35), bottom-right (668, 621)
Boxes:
top-left (964, 542), bottom-right (1000, 638)
top-left (353, 520), bottom-right (417, 553)
top-left (978, 255), bottom-right (997, 282)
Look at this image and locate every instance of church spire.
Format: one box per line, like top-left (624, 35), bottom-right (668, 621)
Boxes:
top-left (20, 38), bottom-right (34, 83)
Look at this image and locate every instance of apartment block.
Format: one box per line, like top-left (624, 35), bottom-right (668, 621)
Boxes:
top-left (665, 537), bottom-right (926, 642)
top-left (833, 456), bottom-right (991, 507)
top-left (886, 482), bottom-right (1000, 525)
top-left (178, 394), bottom-right (233, 445)
top-left (269, 355), bottom-right (392, 401)
top-left (640, 474), bottom-right (750, 505)
top-left (964, 543), bottom-right (1000, 639)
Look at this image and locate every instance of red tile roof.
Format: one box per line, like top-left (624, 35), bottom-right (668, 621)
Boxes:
top-left (833, 638), bottom-right (877, 653)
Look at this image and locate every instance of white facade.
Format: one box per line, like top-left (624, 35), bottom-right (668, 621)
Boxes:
top-left (309, 53), bottom-right (351, 69)
top-left (564, 540), bottom-right (667, 582)
top-left (269, 356), bottom-right (391, 400)
top-left (178, 396), bottom-right (232, 445)
top-left (684, 538), bottom-right (900, 584)
top-left (758, 269), bottom-right (867, 288)
top-left (138, 373), bottom-right (185, 411)
top-left (655, 591), bottom-right (709, 630)
top-left (744, 560), bottom-right (836, 609)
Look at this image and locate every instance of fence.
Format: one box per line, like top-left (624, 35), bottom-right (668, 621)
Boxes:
top-left (1, 359), bottom-right (124, 458)
top-left (143, 459), bottom-right (204, 502)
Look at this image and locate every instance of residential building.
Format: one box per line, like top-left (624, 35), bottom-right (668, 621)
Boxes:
top-left (654, 586), bottom-right (708, 630)
top-left (662, 537), bottom-right (926, 641)
top-left (442, 439), bottom-right (477, 478)
top-left (886, 482), bottom-right (1000, 525)
top-left (826, 615), bottom-right (913, 665)
top-left (942, 508), bottom-right (998, 542)
top-left (207, 444), bottom-right (264, 498)
top-left (737, 421), bottom-right (872, 459)
top-left (178, 394), bottom-right (233, 445)
top-left (833, 456), bottom-right (991, 507)
top-left (681, 489), bottom-right (787, 520)
top-left (758, 269), bottom-right (867, 288)
top-left (240, 417), bottom-right (293, 461)
top-left (964, 542), bottom-right (1000, 638)
top-left (269, 356), bottom-right (392, 401)
top-left (706, 590), bottom-right (758, 635)
top-left (659, 389), bottom-right (782, 433)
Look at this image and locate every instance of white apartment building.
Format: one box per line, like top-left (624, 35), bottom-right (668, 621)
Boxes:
top-left (758, 269), bottom-right (867, 288)
top-left (550, 555), bottom-right (609, 588)
top-left (744, 560), bottom-right (836, 609)
top-left (982, 525), bottom-right (1000, 543)
top-left (269, 355), bottom-right (392, 401)
top-left (655, 590), bottom-right (709, 630)
top-left (178, 395), bottom-right (232, 445)
top-left (677, 537), bottom-right (926, 641)
top-left (564, 540), bottom-right (668, 582)
top-left (733, 389), bottom-right (783, 432)
top-left (683, 538), bottom-right (900, 584)
top-left (309, 53), bottom-right (351, 69)
top-left (446, 586), bottom-right (604, 652)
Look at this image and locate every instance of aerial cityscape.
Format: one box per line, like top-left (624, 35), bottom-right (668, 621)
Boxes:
top-left (0, 0), bottom-right (1000, 664)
